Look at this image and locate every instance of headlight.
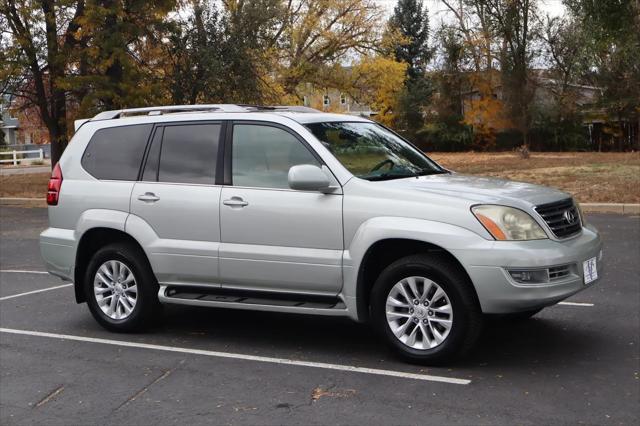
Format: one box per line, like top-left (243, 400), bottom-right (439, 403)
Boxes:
top-left (472, 205), bottom-right (548, 241)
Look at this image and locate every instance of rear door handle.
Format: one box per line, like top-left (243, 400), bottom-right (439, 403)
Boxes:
top-left (223, 197), bottom-right (248, 208)
top-left (138, 192), bottom-right (160, 203)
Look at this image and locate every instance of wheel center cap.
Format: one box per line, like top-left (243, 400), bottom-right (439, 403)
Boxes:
top-left (114, 283), bottom-right (123, 294)
top-left (414, 306), bottom-right (427, 318)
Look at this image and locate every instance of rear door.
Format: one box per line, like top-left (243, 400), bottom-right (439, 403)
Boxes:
top-left (219, 122), bottom-right (343, 296)
top-left (130, 122), bottom-right (223, 287)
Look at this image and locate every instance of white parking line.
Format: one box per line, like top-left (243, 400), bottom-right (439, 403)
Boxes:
top-left (558, 301), bottom-right (595, 307)
top-left (0, 270), bottom-right (49, 274)
top-left (0, 328), bottom-right (470, 385)
top-left (0, 284), bottom-right (73, 301)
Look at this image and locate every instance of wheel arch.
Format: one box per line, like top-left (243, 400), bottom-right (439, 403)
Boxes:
top-left (355, 238), bottom-right (480, 322)
top-left (346, 217), bottom-right (486, 322)
top-left (74, 227), bottom-right (148, 303)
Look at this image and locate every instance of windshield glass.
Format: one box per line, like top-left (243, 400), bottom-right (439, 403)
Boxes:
top-left (305, 121), bottom-right (446, 181)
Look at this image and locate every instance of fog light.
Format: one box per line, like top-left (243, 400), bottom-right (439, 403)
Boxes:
top-left (509, 269), bottom-right (549, 284)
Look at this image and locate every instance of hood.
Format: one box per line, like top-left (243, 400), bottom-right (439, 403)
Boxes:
top-left (375, 173), bottom-right (570, 207)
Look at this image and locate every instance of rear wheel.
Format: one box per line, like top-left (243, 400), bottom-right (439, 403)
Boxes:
top-left (84, 242), bottom-right (161, 332)
top-left (371, 254), bottom-right (483, 364)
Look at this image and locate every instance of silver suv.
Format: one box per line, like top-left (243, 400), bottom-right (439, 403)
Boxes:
top-left (40, 104), bottom-right (603, 363)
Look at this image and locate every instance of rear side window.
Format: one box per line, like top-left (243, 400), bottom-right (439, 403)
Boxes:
top-left (153, 124), bottom-right (221, 185)
top-left (82, 124), bottom-right (152, 180)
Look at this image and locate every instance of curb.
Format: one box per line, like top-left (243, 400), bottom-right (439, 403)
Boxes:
top-left (0, 197), bottom-right (47, 207)
top-left (581, 203), bottom-right (640, 215)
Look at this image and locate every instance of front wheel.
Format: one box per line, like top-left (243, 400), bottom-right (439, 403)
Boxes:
top-left (84, 242), bottom-right (161, 332)
top-left (371, 254), bottom-right (483, 364)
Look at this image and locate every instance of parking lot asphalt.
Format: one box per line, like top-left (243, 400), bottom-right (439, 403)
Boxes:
top-left (0, 206), bottom-right (638, 425)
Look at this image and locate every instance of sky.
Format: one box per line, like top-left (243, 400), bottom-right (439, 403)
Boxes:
top-left (374, 0), bottom-right (567, 20)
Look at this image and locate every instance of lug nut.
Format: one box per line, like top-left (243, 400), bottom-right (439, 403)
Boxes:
top-left (422, 319), bottom-right (428, 324)
top-left (413, 300), bottom-right (419, 305)
top-left (423, 301), bottom-right (429, 306)
top-left (409, 308), bottom-right (414, 314)
top-left (428, 310), bottom-right (434, 316)
top-left (413, 318), bottom-right (419, 323)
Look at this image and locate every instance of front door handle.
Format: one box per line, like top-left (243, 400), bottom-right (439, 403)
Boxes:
top-left (138, 192), bottom-right (160, 203)
top-left (223, 197), bottom-right (249, 208)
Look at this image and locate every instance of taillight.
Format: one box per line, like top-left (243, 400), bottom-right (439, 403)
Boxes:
top-left (47, 163), bottom-right (63, 206)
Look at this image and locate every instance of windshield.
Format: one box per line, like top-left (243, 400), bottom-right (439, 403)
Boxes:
top-left (305, 121), bottom-right (446, 181)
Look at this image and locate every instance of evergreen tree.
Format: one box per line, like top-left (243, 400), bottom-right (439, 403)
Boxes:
top-left (388, 0), bottom-right (433, 140)
top-left (389, 0), bottom-right (431, 79)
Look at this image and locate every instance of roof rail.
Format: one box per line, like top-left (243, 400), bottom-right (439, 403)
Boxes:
top-left (238, 105), bottom-right (320, 113)
top-left (89, 104), bottom-right (321, 122)
top-left (91, 104), bottom-right (247, 121)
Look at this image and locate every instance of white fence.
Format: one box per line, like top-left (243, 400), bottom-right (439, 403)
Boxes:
top-left (0, 149), bottom-right (44, 165)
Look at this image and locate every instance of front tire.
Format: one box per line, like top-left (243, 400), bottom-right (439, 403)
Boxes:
top-left (84, 242), bottom-right (161, 332)
top-left (371, 254), bottom-right (483, 364)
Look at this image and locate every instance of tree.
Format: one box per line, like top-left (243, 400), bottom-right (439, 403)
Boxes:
top-left (1, 0), bottom-right (85, 166)
top-left (62, 0), bottom-right (175, 117)
top-left (483, 0), bottom-right (540, 149)
top-left (388, 0), bottom-right (431, 78)
top-left (277, 0), bottom-right (382, 97)
top-left (387, 0), bottom-right (433, 140)
top-left (349, 55), bottom-right (408, 126)
top-left (565, 0), bottom-right (640, 150)
top-left (1, 0), bottom-right (175, 165)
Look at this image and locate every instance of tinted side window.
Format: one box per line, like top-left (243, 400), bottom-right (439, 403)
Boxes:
top-left (158, 124), bottom-right (220, 185)
top-left (82, 124), bottom-right (152, 180)
top-left (232, 124), bottom-right (320, 189)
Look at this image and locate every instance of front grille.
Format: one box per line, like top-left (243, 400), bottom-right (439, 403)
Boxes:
top-left (535, 198), bottom-right (582, 239)
top-left (548, 264), bottom-right (572, 281)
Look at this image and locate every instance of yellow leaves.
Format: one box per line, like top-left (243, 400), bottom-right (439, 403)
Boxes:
top-left (279, 0), bottom-right (383, 90)
top-left (462, 73), bottom-right (512, 149)
top-left (351, 55), bottom-right (407, 126)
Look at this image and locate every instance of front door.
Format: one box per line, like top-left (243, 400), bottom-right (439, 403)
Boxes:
top-left (130, 123), bottom-right (222, 287)
top-left (219, 123), bottom-right (343, 295)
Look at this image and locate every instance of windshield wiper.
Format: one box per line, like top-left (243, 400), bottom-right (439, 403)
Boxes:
top-left (414, 169), bottom-right (450, 176)
top-left (363, 168), bottom-right (449, 182)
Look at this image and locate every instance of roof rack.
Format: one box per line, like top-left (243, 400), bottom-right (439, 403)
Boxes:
top-left (91, 104), bottom-right (246, 121)
top-left (90, 104), bottom-right (320, 121)
top-left (238, 105), bottom-right (320, 113)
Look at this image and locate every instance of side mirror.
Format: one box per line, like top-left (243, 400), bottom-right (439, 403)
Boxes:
top-left (288, 164), bottom-right (332, 192)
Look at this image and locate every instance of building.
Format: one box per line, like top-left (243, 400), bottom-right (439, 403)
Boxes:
top-left (0, 95), bottom-right (50, 146)
top-left (0, 96), bottom-right (19, 145)
top-left (297, 83), bottom-right (377, 117)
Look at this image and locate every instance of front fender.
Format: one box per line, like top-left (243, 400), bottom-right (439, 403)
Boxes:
top-left (343, 216), bottom-right (489, 321)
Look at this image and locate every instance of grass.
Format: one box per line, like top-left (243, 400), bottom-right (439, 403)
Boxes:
top-left (1, 152), bottom-right (638, 203)
top-left (429, 152), bottom-right (640, 203)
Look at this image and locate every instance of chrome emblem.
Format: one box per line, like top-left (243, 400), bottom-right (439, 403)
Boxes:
top-left (563, 209), bottom-right (577, 224)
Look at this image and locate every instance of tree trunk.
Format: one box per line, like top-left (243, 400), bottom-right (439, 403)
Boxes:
top-left (49, 124), bottom-right (68, 167)
top-left (42, 0), bottom-right (69, 167)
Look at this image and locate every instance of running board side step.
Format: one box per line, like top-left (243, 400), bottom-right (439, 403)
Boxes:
top-left (158, 285), bottom-right (349, 317)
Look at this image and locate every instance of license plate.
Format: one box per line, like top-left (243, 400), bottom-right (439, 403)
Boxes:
top-left (583, 257), bottom-right (598, 284)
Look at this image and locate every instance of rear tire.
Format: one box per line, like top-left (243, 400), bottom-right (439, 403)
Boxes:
top-left (371, 254), bottom-right (483, 364)
top-left (84, 242), bottom-right (161, 332)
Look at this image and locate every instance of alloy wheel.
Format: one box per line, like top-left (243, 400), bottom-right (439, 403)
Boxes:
top-left (385, 276), bottom-right (453, 350)
top-left (93, 260), bottom-right (138, 320)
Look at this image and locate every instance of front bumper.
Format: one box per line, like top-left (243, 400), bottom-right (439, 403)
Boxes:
top-left (452, 224), bottom-right (603, 314)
